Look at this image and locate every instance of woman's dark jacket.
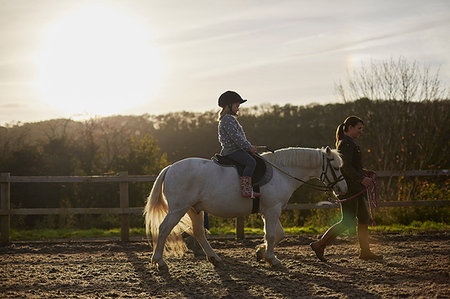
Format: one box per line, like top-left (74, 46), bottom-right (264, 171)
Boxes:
top-left (337, 135), bottom-right (365, 195)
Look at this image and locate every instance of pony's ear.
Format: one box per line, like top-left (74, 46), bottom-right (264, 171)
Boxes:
top-left (325, 146), bottom-right (331, 155)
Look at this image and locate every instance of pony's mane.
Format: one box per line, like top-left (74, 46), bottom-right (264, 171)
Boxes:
top-left (262, 147), bottom-right (342, 168)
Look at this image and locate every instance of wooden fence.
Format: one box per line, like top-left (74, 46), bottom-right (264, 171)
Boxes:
top-left (0, 169), bottom-right (448, 244)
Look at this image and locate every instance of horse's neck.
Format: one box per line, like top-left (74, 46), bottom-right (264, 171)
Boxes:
top-left (264, 147), bottom-right (323, 183)
top-left (264, 148), bottom-right (322, 171)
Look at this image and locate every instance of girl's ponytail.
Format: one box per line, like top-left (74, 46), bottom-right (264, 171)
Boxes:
top-left (218, 104), bottom-right (232, 121)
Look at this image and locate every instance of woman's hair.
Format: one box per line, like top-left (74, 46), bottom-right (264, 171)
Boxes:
top-left (218, 104), bottom-right (233, 120)
top-left (335, 115), bottom-right (364, 147)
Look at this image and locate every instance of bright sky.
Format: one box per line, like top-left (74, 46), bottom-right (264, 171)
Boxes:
top-left (1, 0), bottom-right (449, 125)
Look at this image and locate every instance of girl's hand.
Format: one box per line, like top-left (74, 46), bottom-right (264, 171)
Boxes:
top-left (249, 145), bottom-right (258, 153)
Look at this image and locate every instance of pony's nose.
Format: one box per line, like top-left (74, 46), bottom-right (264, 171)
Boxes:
top-left (339, 184), bottom-right (348, 195)
top-left (335, 184), bottom-right (347, 195)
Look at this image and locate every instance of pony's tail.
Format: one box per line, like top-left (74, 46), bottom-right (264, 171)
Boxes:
top-left (144, 165), bottom-right (169, 241)
top-left (143, 165), bottom-right (192, 256)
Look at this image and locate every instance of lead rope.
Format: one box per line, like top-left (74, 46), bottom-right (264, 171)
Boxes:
top-left (263, 145), bottom-right (378, 225)
top-left (327, 173), bottom-right (378, 226)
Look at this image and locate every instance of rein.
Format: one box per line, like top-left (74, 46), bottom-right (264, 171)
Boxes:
top-left (257, 152), bottom-right (343, 192)
top-left (327, 173), bottom-right (379, 226)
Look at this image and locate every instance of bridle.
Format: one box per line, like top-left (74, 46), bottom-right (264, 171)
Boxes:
top-left (320, 155), bottom-right (345, 190)
top-left (259, 153), bottom-right (345, 192)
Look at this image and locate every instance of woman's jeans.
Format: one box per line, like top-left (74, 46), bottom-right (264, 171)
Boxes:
top-left (226, 149), bottom-right (256, 177)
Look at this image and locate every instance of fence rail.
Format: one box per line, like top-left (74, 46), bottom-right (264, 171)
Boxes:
top-left (1, 170), bottom-right (448, 244)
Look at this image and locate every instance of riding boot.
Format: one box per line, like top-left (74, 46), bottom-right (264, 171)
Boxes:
top-left (240, 176), bottom-right (261, 198)
top-left (310, 223), bottom-right (345, 262)
top-left (357, 224), bottom-right (383, 260)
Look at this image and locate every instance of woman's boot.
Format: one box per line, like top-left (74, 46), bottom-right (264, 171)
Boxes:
top-left (357, 224), bottom-right (383, 260)
top-left (239, 176), bottom-right (261, 198)
top-left (310, 223), bottom-right (345, 262)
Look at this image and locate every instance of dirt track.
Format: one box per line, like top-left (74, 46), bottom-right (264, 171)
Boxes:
top-left (1, 232), bottom-right (449, 298)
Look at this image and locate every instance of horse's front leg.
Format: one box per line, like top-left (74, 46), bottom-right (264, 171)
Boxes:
top-left (260, 207), bottom-right (283, 266)
top-left (256, 220), bottom-right (284, 262)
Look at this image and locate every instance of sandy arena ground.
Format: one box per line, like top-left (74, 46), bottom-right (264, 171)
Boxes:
top-left (1, 232), bottom-right (449, 298)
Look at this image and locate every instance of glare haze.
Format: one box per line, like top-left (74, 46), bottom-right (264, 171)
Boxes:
top-left (1, 0), bottom-right (449, 125)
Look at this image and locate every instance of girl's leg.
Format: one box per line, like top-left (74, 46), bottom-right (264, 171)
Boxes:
top-left (226, 149), bottom-right (256, 176)
top-left (226, 150), bottom-right (260, 197)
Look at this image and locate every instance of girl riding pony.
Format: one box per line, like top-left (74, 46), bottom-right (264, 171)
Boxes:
top-left (217, 90), bottom-right (261, 198)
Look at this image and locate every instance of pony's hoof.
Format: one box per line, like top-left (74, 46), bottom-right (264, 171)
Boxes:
top-left (156, 262), bottom-right (168, 272)
top-left (207, 255), bottom-right (223, 267)
top-left (267, 257), bottom-right (282, 267)
top-left (256, 248), bottom-right (264, 262)
top-left (152, 258), bottom-right (168, 272)
top-left (256, 250), bottom-right (263, 262)
top-left (255, 244), bottom-right (266, 262)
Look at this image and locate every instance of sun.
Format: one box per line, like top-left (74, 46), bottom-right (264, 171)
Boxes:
top-left (35, 4), bottom-right (164, 116)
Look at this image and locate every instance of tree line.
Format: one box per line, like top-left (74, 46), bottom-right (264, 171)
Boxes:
top-left (1, 99), bottom-right (448, 229)
top-left (3, 99), bottom-right (448, 173)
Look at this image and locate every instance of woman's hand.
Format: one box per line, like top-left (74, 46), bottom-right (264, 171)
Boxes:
top-left (361, 177), bottom-right (374, 187)
top-left (249, 145), bottom-right (258, 153)
top-left (364, 169), bottom-right (376, 178)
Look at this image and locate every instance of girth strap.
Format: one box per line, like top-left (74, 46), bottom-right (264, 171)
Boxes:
top-left (251, 186), bottom-right (261, 214)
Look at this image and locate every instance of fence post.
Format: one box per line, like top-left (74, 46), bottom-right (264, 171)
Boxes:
top-left (236, 216), bottom-right (245, 240)
top-left (119, 171), bottom-right (130, 242)
top-left (1, 173), bottom-right (11, 245)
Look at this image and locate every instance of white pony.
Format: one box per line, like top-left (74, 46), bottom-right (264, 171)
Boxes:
top-left (144, 146), bottom-right (347, 271)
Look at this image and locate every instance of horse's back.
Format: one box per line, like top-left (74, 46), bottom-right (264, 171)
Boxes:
top-left (164, 157), bottom-right (237, 188)
top-left (172, 157), bottom-right (212, 167)
top-left (170, 157), bottom-right (234, 176)
top-left (169, 157), bottom-right (211, 175)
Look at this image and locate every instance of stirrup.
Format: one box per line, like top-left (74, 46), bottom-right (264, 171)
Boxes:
top-left (251, 189), bottom-right (261, 198)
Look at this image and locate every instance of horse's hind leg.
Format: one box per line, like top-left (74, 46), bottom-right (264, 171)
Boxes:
top-left (187, 210), bottom-right (222, 266)
top-left (152, 209), bottom-right (187, 271)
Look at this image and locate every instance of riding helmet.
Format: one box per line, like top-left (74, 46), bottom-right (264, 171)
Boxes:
top-left (218, 91), bottom-right (247, 108)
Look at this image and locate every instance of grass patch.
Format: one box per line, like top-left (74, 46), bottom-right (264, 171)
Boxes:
top-left (209, 225), bottom-right (323, 236)
top-left (10, 221), bottom-right (449, 241)
top-left (371, 221), bottom-right (450, 233)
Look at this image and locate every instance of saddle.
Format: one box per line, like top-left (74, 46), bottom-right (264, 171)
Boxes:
top-left (211, 153), bottom-right (269, 185)
top-left (211, 153), bottom-right (273, 213)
